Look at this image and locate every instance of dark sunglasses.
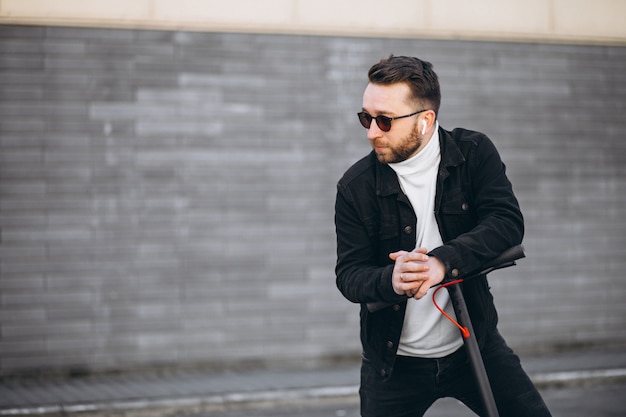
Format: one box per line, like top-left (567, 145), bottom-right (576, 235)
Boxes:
top-left (357, 109), bottom-right (428, 132)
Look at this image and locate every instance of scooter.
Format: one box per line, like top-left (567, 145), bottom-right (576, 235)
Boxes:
top-left (367, 245), bottom-right (526, 417)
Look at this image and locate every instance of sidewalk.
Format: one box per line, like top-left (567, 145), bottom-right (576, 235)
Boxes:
top-left (1, 345), bottom-right (625, 417)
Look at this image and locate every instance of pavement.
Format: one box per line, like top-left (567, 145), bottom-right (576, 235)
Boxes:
top-left (1, 345), bottom-right (625, 417)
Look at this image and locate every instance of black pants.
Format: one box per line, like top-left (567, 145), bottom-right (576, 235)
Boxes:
top-left (360, 330), bottom-right (552, 417)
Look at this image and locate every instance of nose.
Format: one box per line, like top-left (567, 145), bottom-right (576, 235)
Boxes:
top-left (367, 120), bottom-right (383, 140)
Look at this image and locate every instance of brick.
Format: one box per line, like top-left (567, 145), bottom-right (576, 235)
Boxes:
top-left (0, 24), bottom-right (625, 376)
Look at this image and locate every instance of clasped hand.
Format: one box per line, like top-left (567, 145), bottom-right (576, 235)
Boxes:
top-left (390, 248), bottom-right (446, 300)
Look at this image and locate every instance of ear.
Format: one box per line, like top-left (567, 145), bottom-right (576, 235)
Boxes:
top-left (424, 110), bottom-right (436, 125)
top-left (422, 110), bottom-right (437, 133)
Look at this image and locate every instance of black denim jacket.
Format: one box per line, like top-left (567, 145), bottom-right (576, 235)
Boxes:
top-left (335, 126), bottom-right (524, 379)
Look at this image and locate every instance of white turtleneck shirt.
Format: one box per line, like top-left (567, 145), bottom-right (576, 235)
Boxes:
top-left (388, 123), bottom-right (464, 358)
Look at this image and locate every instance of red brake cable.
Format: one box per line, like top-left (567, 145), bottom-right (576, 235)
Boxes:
top-left (432, 279), bottom-right (470, 339)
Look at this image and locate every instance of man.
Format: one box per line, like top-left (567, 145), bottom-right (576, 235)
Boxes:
top-left (334, 55), bottom-right (551, 417)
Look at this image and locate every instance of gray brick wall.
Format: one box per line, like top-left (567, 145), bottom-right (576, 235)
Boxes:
top-left (1, 25), bottom-right (625, 376)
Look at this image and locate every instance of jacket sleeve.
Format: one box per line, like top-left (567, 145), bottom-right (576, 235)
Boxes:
top-left (429, 133), bottom-right (524, 281)
top-left (334, 183), bottom-right (406, 304)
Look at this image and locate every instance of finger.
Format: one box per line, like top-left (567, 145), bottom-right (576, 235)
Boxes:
top-left (389, 250), bottom-right (409, 261)
top-left (404, 285), bottom-right (417, 297)
top-left (400, 272), bottom-right (422, 282)
top-left (414, 282), bottom-right (431, 299)
top-left (402, 264), bottom-right (430, 279)
top-left (400, 272), bottom-right (412, 282)
top-left (405, 251), bottom-right (429, 263)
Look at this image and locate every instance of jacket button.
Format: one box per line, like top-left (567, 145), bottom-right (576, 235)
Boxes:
top-left (386, 341), bottom-right (394, 349)
top-left (393, 304), bottom-right (401, 311)
top-left (403, 225), bottom-right (413, 234)
top-left (451, 268), bottom-right (459, 278)
top-left (380, 369), bottom-right (388, 377)
top-left (461, 202), bottom-right (469, 211)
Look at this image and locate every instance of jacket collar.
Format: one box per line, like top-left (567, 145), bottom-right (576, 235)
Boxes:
top-left (375, 126), bottom-right (465, 197)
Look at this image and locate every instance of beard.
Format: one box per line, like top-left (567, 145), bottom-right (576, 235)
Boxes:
top-left (374, 124), bottom-right (423, 164)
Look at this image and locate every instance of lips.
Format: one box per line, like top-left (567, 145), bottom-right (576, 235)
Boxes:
top-left (374, 145), bottom-right (388, 153)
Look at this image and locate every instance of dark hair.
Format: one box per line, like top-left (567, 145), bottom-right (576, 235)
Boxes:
top-left (368, 55), bottom-right (441, 116)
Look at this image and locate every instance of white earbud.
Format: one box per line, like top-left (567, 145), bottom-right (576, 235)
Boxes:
top-left (421, 120), bottom-right (427, 135)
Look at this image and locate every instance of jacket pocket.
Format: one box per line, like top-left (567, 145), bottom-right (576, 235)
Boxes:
top-left (440, 196), bottom-right (476, 237)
